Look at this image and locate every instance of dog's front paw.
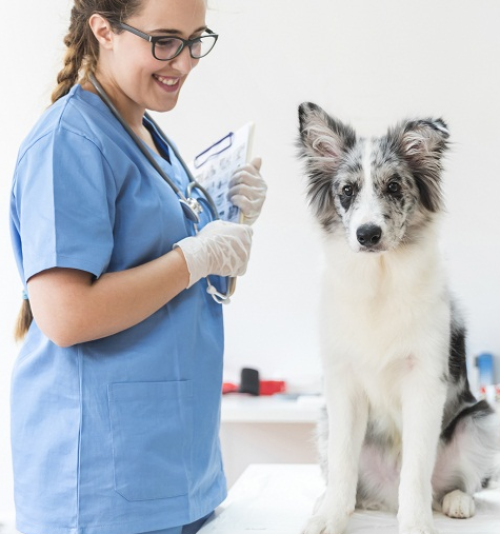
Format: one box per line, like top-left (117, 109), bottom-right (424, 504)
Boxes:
top-left (302, 512), bottom-right (349, 534)
top-left (399, 514), bottom-right (438, 534)
top-left (399, 524), bottom-right (439, 534)
top-left (442, 490), bottom-right (475, 519)
top-left (302, 494), bottom-right (351, 534)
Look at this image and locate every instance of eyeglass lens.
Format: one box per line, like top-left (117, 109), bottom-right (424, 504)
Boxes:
top-left (154, 36), bottom-right (216, 60)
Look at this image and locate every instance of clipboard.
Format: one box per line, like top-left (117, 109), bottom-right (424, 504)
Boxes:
top-left (189, 122), bottom-right (255, 223)
top-left (189, 122), bottom-right (255, 301)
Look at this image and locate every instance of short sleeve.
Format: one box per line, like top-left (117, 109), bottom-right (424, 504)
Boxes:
top-left (13, 127), bottom-right (116, 282)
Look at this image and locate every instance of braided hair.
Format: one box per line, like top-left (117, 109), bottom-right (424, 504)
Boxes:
top-left (51, 0), bottom-right (143, 103)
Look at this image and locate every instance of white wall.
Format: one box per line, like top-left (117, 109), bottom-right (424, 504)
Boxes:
top-left (2, 0), bottom-right (500, 514)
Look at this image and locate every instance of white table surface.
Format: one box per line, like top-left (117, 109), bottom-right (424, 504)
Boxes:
top-left (199, 464), bottom-right (500, 534)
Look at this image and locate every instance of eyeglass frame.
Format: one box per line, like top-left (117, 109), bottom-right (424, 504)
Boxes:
top-left (112, 21), bottom-right (219, 61)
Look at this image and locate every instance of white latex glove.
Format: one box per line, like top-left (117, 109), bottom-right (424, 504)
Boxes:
top-left (227, 157), bottom-right (267, 225)
top-left (174, 220), bottom-right (253, 288)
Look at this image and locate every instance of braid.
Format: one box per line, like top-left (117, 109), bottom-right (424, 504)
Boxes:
top-left (51, 5), bottom-right (90, 103)
top-left (14, 299), bottom-right (34, 343)
top-left (50, 0), bottom-right (143, 104)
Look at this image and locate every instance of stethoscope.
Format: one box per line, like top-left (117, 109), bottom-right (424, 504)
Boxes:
top-left (89, 73), bottom-right (236, 304)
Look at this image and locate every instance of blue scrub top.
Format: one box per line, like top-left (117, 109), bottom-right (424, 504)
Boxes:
top-left (9, 85), bottom-right (227, 534)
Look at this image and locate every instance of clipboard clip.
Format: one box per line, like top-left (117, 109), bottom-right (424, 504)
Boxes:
top-left (193, 131), bottom-right (234, 169)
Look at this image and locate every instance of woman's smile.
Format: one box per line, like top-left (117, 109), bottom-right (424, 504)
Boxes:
top-left (152, 73), bottom-right (182, 93)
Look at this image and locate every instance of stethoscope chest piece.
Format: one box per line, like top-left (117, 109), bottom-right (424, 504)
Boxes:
top-left (180, 197), bottom-right (203, 224)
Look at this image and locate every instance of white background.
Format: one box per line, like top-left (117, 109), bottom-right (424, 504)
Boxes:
top-left (1, 0), bottom-right (500, 515)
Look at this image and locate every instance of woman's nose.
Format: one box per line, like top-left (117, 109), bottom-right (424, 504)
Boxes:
top-left (171, 46), bottom-right (199, 74)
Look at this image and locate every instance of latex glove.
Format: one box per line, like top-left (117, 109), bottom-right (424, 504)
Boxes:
top-left (227, 157), bottom-right (267, 225)
top-left (174, 220), bottom-right (253, 288)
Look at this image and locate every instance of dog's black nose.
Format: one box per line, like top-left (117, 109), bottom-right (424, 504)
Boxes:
top-left (357, 224), bottom-right (382, 247)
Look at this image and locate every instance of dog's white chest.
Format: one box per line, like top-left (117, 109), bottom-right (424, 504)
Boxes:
top-left (319, 237), bottom-right (451, 433)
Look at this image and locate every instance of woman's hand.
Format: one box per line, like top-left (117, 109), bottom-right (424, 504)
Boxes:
top-left (227, 157), bottom-right (267, 225)
top-left (174, 220), bottom-right (253, 288)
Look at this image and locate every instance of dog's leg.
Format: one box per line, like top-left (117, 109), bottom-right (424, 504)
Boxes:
top-left (303, 369), bottom-right (368, 534)
top-left (397, 369), bottom-right (447, 534)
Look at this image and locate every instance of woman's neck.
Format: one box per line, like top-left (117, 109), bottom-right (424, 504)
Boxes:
top-left (83, 71), bottom-right (145, 133)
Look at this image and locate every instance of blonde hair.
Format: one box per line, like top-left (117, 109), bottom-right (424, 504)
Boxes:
top-left (14, 299), bottom-right (34, 342)
top-left (51, 0), bottom-right (143, 104)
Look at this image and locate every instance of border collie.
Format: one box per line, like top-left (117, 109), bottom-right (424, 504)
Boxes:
top-left (297, 102), bottom-right (500, 534)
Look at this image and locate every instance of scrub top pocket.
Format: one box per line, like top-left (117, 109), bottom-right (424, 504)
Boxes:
top-left (108, 380), bottom-right (193, 501)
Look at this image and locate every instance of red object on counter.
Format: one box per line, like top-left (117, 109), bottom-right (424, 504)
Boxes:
top-left (222, 380), bottom-right (287, 396)
top-left (259, 380), bottom-right (286, 396)
top-left (222, 382), bottom-right (239, 394)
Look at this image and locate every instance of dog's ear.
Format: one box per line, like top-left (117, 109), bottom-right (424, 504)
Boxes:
top-left (399, 119), bottom-right (449, 162)
top-left (298, 103), bottom-right (357, 228)
top-left (298, 102), bottom-right (356, 172)
top-left (392, 118), bottom-right (450, 212)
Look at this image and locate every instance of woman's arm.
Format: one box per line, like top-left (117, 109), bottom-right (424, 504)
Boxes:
top-left (28, 248), bottom-right (189, 347)
top-left (27, 219), bottom-right (253, 348)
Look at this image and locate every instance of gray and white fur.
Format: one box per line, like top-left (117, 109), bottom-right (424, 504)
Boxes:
top-left (297, 102), bottom-right (500, 534)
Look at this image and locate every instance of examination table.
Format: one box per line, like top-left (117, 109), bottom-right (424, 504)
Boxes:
top-left (199, 464), bottom-right (500, 534)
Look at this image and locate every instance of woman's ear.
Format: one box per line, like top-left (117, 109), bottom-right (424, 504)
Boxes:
top-left (88, 14), bottom-right (115, 50)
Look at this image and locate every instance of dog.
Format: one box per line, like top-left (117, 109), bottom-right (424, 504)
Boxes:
top-left (297, 102), bottom-right (500, 534)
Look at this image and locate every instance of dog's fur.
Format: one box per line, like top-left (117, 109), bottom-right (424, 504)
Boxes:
top-left (297, 102), bottom-right (500, 534)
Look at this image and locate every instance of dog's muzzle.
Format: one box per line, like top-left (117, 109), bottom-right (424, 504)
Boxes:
top-left (356, 224), bottom-right (382, 248)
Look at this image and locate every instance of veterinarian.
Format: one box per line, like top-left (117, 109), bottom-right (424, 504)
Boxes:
top-left (9, 1), bottom-right (266, 534)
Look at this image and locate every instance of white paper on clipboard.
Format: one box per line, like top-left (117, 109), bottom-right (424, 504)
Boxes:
top-left (188, 122), bottom-right (255, 223)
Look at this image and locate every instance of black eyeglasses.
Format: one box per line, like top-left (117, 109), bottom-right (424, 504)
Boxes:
top-left (116, 21), bottom-right (218, 61)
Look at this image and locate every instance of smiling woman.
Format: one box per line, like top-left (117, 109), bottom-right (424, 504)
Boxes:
top-left (8, 1), bottom-right (267, 534)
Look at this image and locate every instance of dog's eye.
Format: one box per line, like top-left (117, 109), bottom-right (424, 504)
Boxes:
top-left (342, 185), bottom-right (354, 197)
top-left (387, 181), bottom-right (401, 194)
